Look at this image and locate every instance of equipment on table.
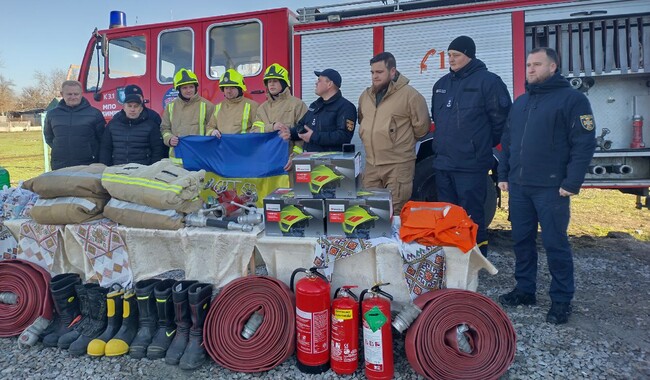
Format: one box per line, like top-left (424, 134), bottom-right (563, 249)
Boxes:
top-left (290, 267), bottom-right (331, 374)
top-left (330, 286), bottom-right (359, 376)
top-left (185, 212), bottom-right (254, 232)
top-left (360, 283), bottom-right (394, 380)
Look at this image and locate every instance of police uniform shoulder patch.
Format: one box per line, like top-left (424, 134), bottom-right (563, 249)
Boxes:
top-left (580, 114), bottom-right (595, 131)
top-left (346, 119), bottom-right (355, 132)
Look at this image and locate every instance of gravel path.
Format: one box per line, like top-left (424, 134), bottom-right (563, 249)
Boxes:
top-left (1, 230), bottom-right (649, 379)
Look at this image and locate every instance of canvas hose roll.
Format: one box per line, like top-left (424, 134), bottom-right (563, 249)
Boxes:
top-left (405, 289), bottom-right (516, 380)
top-left (203, 276), bottom-right (295, 372)
top-left (0, 259), bottom-right (53, 338)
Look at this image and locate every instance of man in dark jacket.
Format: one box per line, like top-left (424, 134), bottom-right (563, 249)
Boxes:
top-left (431, 36), bottom-right (511, 256)
top-left (44, 80), bottom-right (106, 170)
top-left (279, 69), bottom-right (356, 152)
top-left (497, 47), bottom-right (596, 325)
top-left (123, 84), bottom-right (162, 125)
top-left (100, 91), bottom-right (166, 166)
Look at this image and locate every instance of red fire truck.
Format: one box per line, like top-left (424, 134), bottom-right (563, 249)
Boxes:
top-left (77, 0), bottom-right (650, 217)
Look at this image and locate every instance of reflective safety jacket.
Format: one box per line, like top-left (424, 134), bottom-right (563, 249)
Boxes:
top-left (252, 87), bottom-right (307, 155)
top-left (205, 96), bottom-right (259, 135)
top-left (160, 94), bottom-right (215, 158)
top-left (358, 73), bottom-right (430, 166)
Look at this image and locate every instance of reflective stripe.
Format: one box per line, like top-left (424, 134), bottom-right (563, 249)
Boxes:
top-left (292, 145), bottom-right (304, 154)
top-left (213, 103), bottom-right (222, 118)
top-left (102, 173), bottom-right (183, 194)
top-left (35, 197), bottom-right (98, 211)
top-left (241, 103), bottom-right (251, 134)
top-left (107, 199), bottom-right (180, 217)
top-left (252, 120), bottom-right (265, 132)
top-left (199, 102), bottom-right (206, 135)
top-left (168, 103), bottom-right (174, 123)
top-left (170, 156), bottom-right (183, 165)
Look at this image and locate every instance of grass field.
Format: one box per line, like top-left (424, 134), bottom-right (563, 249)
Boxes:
top-left (1, 130), bottom-right (649, 240)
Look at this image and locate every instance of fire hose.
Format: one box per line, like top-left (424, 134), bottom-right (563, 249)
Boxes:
top-left (0, 259), bottom-right (53, 338)
top-left (405, 289), bottom-right (516, 380)
top-left (203, 276), bottom-right (296, 372)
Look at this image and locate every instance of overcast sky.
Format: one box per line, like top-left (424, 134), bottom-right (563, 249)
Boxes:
top-left (2, 0), bottom-right (332, 91)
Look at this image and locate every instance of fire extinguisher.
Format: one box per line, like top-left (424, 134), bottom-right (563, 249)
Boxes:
top-left (360, 283), bottom-right (394, 380)
top-left (290, 267), bottom-right (331, 374)
top-left (330, 286), bottom-right (359, 375)
top-left (631, 114), bottom-right (646, 148)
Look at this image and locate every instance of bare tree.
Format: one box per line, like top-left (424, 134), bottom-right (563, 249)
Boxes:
top-left (0, 74), bottom-right (16, 115)
top-left (16, 68), bottom-right (67, 110)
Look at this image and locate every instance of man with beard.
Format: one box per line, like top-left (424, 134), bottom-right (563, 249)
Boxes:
top-left (206, 69), bottom-right (259, 136)
top-left (358, 52), bottom-right (430, 214)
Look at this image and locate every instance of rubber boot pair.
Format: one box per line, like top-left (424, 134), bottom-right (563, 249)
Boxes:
top-left (61, 284), bottom-right (109, 355)
top-left (41, 273), bottom-right (83, 347)
top-left (104, 288), bottom-right (139, 357)
top-left (87, 285), bottom-right (125, 356)
top-left (179, 283), bottom-right (214, 370)
top-left (164, 280), bottom-right (198, 365)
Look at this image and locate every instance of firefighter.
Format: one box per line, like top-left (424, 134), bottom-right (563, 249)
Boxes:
top-left (252, 63), bottom-right (308, 172)
top-left (160, 68), bottom-right (215, 163)
top-left (498, 47), bottom-right (596, 324)
top-left (358, 52), bottom-right (431, 214)
top-left (206, 69), bottom-right (259, 136)
top-left (278, 69), bottom-right (356, 152)
top-left (430, 35), bottom-right (512, 256)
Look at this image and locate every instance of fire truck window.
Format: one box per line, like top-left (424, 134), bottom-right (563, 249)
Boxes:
top-left (108, 35), bottom-right (146, 79)
top-left (207, 21), bottom-right (261, 79)
top-left (85, 40), bottom-right (105, 92)
top-left (158, 29), bottom-right (194, 84)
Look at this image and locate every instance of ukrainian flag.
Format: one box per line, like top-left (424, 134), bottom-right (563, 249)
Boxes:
top-left (175, 134), bottom-right (290, 207)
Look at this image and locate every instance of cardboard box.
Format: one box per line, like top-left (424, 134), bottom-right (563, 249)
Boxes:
top-left (326, 189), bottom-right (393, 239)
top-left (293, 151), bottom-right (361, 199)
top-left (263, 188), bottom-right (326, 237)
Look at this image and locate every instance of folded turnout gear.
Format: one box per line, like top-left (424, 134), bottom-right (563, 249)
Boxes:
top-left (22, 164), bottom-right (109, 199)
top-left (101, 159), bottom-right (204, 213)
top-left (103, 198), bottom-right (185, 230)
top-left (29, 197), bottom-right (107, 225)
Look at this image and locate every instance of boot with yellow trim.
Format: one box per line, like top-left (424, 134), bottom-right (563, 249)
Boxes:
top-left (146, 279), bottom-right (177, 359)
top-left (165, 280), bottom-right (197, 365)
top-left (129, 279), bottom-right (161, 359)
top-left (87, 285), bottom-right (124, 356)
top-left (42, 273), bottom-right (82, 347)
top-left (179, 282), bottom-right (213, 370)
top-left (104, 289), bottom-right (139, 356)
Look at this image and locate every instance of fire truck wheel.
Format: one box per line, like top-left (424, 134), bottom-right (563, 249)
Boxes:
top-left (412, 156), bottom-right (497, 226)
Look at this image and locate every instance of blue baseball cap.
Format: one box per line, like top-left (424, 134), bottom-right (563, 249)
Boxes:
top-left (314, 69), bottom-right (342, 88)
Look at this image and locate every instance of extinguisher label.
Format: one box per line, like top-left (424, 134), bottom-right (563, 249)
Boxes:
top-left (334, 308), bottom-right (353, 320)
top-left (363, 325), bottom-right (384, 369)
top-left (296, 307), bottom-right (329, 354)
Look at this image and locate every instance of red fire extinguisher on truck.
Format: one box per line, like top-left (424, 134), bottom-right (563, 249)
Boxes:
top-left (360, 283), bottom-right (394, 380)
top-left (290, 267), bottom-right (331, 374)
top-left (330, 286), bottom-right (359, 375)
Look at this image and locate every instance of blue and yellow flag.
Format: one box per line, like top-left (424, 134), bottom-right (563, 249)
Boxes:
top-left (175, 134), bottom-right (290, 207)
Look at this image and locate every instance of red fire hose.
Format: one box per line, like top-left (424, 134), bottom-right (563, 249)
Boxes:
top-left (405, 289), bottom-right (516, 380)
top-left (204, 276), bottom-right (296, 372)
top-left (0, 259), bottom-right (53, 337)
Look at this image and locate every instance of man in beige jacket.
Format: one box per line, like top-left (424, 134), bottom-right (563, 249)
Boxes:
top-left (358, 52), bottom-right (431, 213)
top-left (206, 69), bottom-right (258, 136)
top-left (160, 68), bottom-right (215, 163)
top-left (252, 63), bottom-right (307, 171)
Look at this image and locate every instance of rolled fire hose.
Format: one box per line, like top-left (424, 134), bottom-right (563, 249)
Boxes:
top-left (203, 276), bottom-right (296, 372)
top-left (405, 289), bottom-right (516, 380)
top-left (0, 259), bottom-right (53, 338)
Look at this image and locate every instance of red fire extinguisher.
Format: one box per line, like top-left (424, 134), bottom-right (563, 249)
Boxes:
top-left (330, 286), bottom-right (359, 375)
top-left (360, 283), bottom-right (394, 380)
top-left (290, 267), bottom-right (331, 374)
top-left (631, 114), bottom-right (646, 149)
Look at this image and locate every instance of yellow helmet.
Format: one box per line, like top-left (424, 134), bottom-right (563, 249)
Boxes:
top-left (173, 68), bottom-right (199, 90)
top-left (219, 69), bottom-right (247, 92)
top-left (264, 63), bottom-right (290, 87)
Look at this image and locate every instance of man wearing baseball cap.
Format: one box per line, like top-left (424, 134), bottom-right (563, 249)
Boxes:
top-left (123, 84), bottom-right (162, 126)
top-left (279, 68), bottom-right (356, 152)
top-left (430, 35), bottom-right (512, 256)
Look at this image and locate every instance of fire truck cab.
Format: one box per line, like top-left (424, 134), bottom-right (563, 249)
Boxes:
top-left (78, 0), bottom-right (650, 215)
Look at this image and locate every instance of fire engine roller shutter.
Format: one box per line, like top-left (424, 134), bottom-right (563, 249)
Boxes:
top-left (300, 28), bottom-right (374, 160)
top-left (384, 12), bottom-right (514, 110)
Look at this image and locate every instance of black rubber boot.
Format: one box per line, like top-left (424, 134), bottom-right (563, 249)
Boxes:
top-left (179, 283), bottom-right (213, 370)
top-left (104, 289), bottom-right (139, 357)
top-left (58, 283), bottom-right (100, 349)
top-left (129, 279), bottom-right (161, 359)
top-left (165, 280), bottom-right (197, 365)
top-left (42, 273), bottom-right (82, 347)
top-left (69, 285), bottom-right (110, 356)
top-left (87, 286), bottom-right (124, 356)
top-left (147, 279), bottom-right (177, 359)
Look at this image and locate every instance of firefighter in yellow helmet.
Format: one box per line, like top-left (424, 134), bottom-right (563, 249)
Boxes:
top-left (205, 69), bottom-right (259, 137)
top-left (252, 63), bottom-right (307, 172)
top-left (160, 68), bottom-right (215, 163)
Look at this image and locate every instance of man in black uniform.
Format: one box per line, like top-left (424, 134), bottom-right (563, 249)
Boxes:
top-left (498, 47), bottom-right (596, 324)
top-left (279, 69), bottom-right (356, 152)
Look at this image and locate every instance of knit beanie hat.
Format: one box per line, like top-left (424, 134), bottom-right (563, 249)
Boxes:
top-left (448, 36), bottom-right (476, 59)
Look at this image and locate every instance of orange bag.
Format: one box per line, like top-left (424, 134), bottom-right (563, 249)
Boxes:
top-left (400, 201), bottom-right (478, 253)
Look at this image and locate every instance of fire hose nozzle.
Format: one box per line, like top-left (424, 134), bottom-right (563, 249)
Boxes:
top-left (0, 292), bottom-right (17, 305)
top-left (230, 201), bottom-right (258, 214)
top-left (241, 311), bottom-right (264, 340)
top-left (392, 303), bottom-right (423, 334)
top-left (185, 213), bottom-right (254, 232)
top-left (220, 213), bottom-right (263, 225)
